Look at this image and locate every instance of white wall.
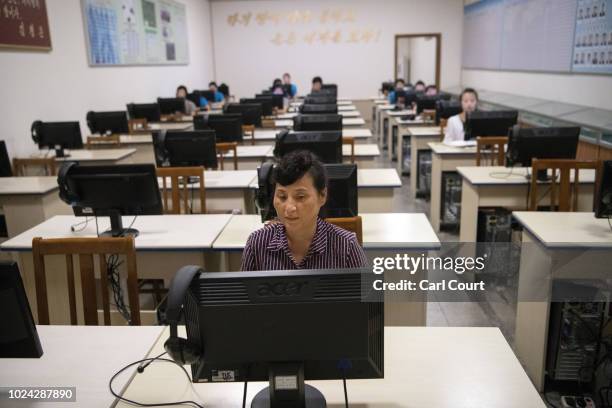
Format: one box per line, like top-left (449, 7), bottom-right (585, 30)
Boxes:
top-left (210, 0), bottom-right (463, 100)
top-left (462, 69), bottom-right (612, 111)
top-left (410, 37), bottom-right (437, 86)
top-left (0, 0), bottom-right (215, 157)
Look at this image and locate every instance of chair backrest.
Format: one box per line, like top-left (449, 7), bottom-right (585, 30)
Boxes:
top-left (86, 134), bottom-right (121, 148)
top-left (156, 166), bottom-right (206, 214)
top-left (128, 118), bottom-right (148, 134)
top-left (342, 136), bottom-right (355, 164)
top-left (325, 216), bottom-right (363, 245)
top-left (32, 236), bottom-right (140, 326)
top-left (216, 142), bottom-right (238, 170)
top-left (529, 159), bottom-right (598, 212)
top-left (13, 157), bottom-right (57, 176)
top-left (476, 136), bottom-right (508, 166)
top-left (242, 124), bottom-right (256, 145)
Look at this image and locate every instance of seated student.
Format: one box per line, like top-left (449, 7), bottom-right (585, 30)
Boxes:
top-left (241, 150), bottom-right (367, 271)
top-left (272, 78), bottom-right (284, 95)
top-left (208, 82), bottom-right (225, 103)
top-left (425, 85), bottom-right (438, 96)
top-left (443, 88), bottom-right (479, 143)
top-left (414, 80), bottom-right (426, 93)
top-left (388, 79), bottom-right (406, 104)
top-left (282, 72), bottom-right (297, 98)
top-left (176, 85), bottom-right (202, 115)
top-left (311, 76), bottom-right (323, 93)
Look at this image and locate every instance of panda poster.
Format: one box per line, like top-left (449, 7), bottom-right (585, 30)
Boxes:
top-left (82, 0), bottom-right (189, 66)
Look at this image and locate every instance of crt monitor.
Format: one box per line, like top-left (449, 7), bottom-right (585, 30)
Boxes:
top-left (257, 93), bottom-right (284, 109)
top-left (274, 130), bottom-right (342, 164)
top-left (157, 97), bottom-right (186, 115)
top-left (194, 113), bottom-right (243, 143)
top-left (304, 95), bottom-right (337, 105)
top-left (86, 111), bottom-right (129, 135)
top-left (415, 95), bottom-right (440, 114)
top-left (31, 121), bottom-right (83, 156)
top-left (57, 163), bottom-right (162, 237)
top-left (153, 130), bottom-right (218, 169)
top-left (181, 268), bottom-right (383, 407)
top-left (0, 141), bottom-right (12, 177)
top-left (258, 162), bottom-right (358, 221)
top-left (394, 90), bottom-right (418, 107)
top-left (224, 103), bottom-right (262, 127)
top-left (127, 103), bottom-right (161, 122)
top-left (299, 104), bottom-right (338, 114)
top-left (464, 110), bottom-right (518, 140)
top-left (241, 98), bottom-right (272, 117)
top-left (293, 114), bottom-right (342, 132)
top-left (594, 160), bottom-right (612, 218)
top-left (435, 100), bottom-right (462, 125)
top-left (0, 261), bottom-right (43, 358)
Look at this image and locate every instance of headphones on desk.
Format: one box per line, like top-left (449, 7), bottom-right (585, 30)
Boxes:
top-left (255, 162), bottom-right (277, 221)
top-left (31, 120), bottom-right (43, 144)
top-left (164, 265), bottom-right (203, 365)
top-left (57, 161), bottom-right (79, 204)
top-left (152, 130), bottom-right (170, 167)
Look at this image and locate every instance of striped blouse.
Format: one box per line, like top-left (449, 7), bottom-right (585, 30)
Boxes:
top-left (240, 218), bottom-right (368, 271)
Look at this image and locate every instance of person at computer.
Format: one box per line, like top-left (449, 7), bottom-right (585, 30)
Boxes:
top-left (414, 80), bottom-right (426, 93)
top-left (271, 78), bottom-right (285, 95)
top-left (176, 85), bottom-right (207, 115)
top-left (388, 79), bottom-right (406, 104)
top-left (208, 82), bottom-right (225, 103)
top-left (425, 85), bottom-right (438, 96)
top-left (282, 73), bottom-right (297, 98)
top-left (443, 88), bottom-right (479, 144)
top-left (241, 150), bottom-right (367, 271)
top-left (311, 76), bottom-right (323, 93)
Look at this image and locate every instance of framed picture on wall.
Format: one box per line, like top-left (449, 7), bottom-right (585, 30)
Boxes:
top-left (0, 0), bottom-right (52, 51)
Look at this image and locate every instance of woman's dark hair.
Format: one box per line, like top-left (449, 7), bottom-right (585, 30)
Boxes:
top-left (415, 80), bottom-right (425, 86)
top-left (272, 150), bottom-right (327, 194)
top-left (460, 87), bottom-right (479, 101)
top-left (394, 78), bottom-right (405, 86)
top-left (425, 85), bottom-right (437, 92)
top-left (312, 76), bottom-right (323, 85)
top-left (176, 85), bottom-right (188, 95)
top-left (273, 78), bottom-right (282, 88)
top-left (208, 81), bottom-right (218, 88)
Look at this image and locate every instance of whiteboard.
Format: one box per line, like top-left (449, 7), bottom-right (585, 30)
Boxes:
top-left (462, 0), bottom-right (612, 74)
top-left (82, 0), bottom-right (189, 66)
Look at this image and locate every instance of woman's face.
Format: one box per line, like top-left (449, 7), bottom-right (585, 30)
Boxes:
top-left (274, 173), bottom-right (326, 234)
top-left (461, 92), bottom-right (478, 113)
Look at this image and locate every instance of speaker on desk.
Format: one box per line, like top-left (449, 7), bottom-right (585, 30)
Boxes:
top-left (594, 160), bottom-right (612, 218)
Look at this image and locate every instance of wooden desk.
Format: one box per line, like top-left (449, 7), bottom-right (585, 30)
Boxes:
top-left (458, 166), bottom-right (596, 243)
top-left (512, 212), bottom-right (612, 392)
top-left (33, 148), bottom-right (137, 165)
top-left (212, 213), bottom-right (440, 326)
top-left (246, 168), bottom-right (401, 213)
top-left (387, 115), bottom-right (432, 161)
top-left (264, 144), bottom-right (380, 169)
top-left (1, 214), bottom-right (233, 324)
top-left (276, 110), bottom-right (361, 119)
top-left (117, 326), bottom-right (545, 408)
top-left (399, 127), bottom-right (441, 197)
top-left (381, 110), bottom-right (413, 157)
top-left (0, 177), bottom-right (71, 239)
top-left (428, 142), bottom-right (477, 232)
top-left (274, 117), bottom-right (366, 128)
top-left (375, 104), bottom-right (394, 143)
top-left (0, 325), bottom-right (164, 408)
top-left (251, 128), bottom-right (373, 145)
top-left (222, 145), bottom-right (274, 170)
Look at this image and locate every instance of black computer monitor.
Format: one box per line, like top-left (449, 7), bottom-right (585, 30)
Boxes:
top-left (194, 113), bottom-right (243, 143)
top-left (594, 160), bottom-right (612, 218)
top-left (198, 90), bottom-right (216, 103)
top-left (157, 97), bottom-right (186, 115)
top-left (57, 163), bottom-right (162, 237)
top-left (0, 141), bottom-right (11, 177)
top-left (415, 95), bottom-right (440, 114)
top-left (257, 93), bottom-right (284, 109)
top-left (394, 90), bottom-right (418, 108)
top-left (186, 92), bottom-right (203, 108)
top-left (153, 130), bottom-right (218, 169)
top-left (224, 103), bottom-right (262, 127)
top-left (293, 114), bottom-right (342, 131)
top-left (86, 111), bottom-right (129, 135)
top-left (31, 121), bottom-right (83, 157)
top-left (181, 267), bottom-right (383, 406)
top-left (274, 130), bottom-right (342, 164)
top-left (299, 104), bottom-right (338, 114)
top-left (464, 110), bottom-right (518, 140)
top-left (127, 103), bottom-right (161, 122)
top-left (241, 98), bottom-right (272, 117)
top-left (321, 83), bottom-right (337, 93)
top-left (0, 261), bottom-right (43, 358)
top-left (506, 125), bottom-right (580, 180)
top-left (304, 95), bottom-right (337, 105)
top-left (435, 100), bottom-right (462, 125)
top-left (381, 81), bottom-right (394, 94)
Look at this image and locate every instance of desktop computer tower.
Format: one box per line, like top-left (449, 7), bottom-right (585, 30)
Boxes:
top-left (382, 118), bottom-right (389, 150)
top-left (391, 125), bottom-right (398, 161)
top-left (416, 150), bottom-right (432, 197)
top-left (401, 135), bottom-right (411, 176)
top-left (440, 171), bottom-right (462, 229)
top-left (475, 208), bottom-right (520, 281)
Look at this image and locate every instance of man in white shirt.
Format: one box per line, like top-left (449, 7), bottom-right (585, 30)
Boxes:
top-left (443, 88), bottom-right (479, 143)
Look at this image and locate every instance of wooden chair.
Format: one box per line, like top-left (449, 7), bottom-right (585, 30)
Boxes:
top-left (476, 136), bottom-right (508, 166)
top-left (243, 125), bottom-right (256, 145)
top-left (12, 157), bottom-right (57, 176)
top-left (31, 236), bottom-right (140, 325)
top-left (421, 110), bottom-right (436, 123)
top-left (439, 118), bottom-right (448, 141)
top-left (128, 119), bottom-right (148, 134)
top-left (86, 134), bottom-right (121, 148)
top-left (216, 142), bottom-right (239, 170)
top-left (528, 159), bottom-right (598, 212)
top-left (342, 136), bottom-right (355, 164)
top-left (156, 166), bottom-right (206, 214)
top-left (325, 216), bottom-right (363, 245)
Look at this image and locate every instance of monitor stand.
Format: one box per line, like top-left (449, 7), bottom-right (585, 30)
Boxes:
top-left (100, 211), bottom-right (139, 238)
top-left (54, 145), bottom-right (69, 158)
top-left (525, 169), bottom-right (552, 182)
top-left (251, 363), bottom-right (326, 408)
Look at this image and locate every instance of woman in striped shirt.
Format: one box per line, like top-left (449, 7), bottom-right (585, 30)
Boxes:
top-left (241, 151), bottom-right (368, 271)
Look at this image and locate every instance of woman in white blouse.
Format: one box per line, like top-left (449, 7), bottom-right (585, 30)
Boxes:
top-left (443, 88), bottom-right (479, 143)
